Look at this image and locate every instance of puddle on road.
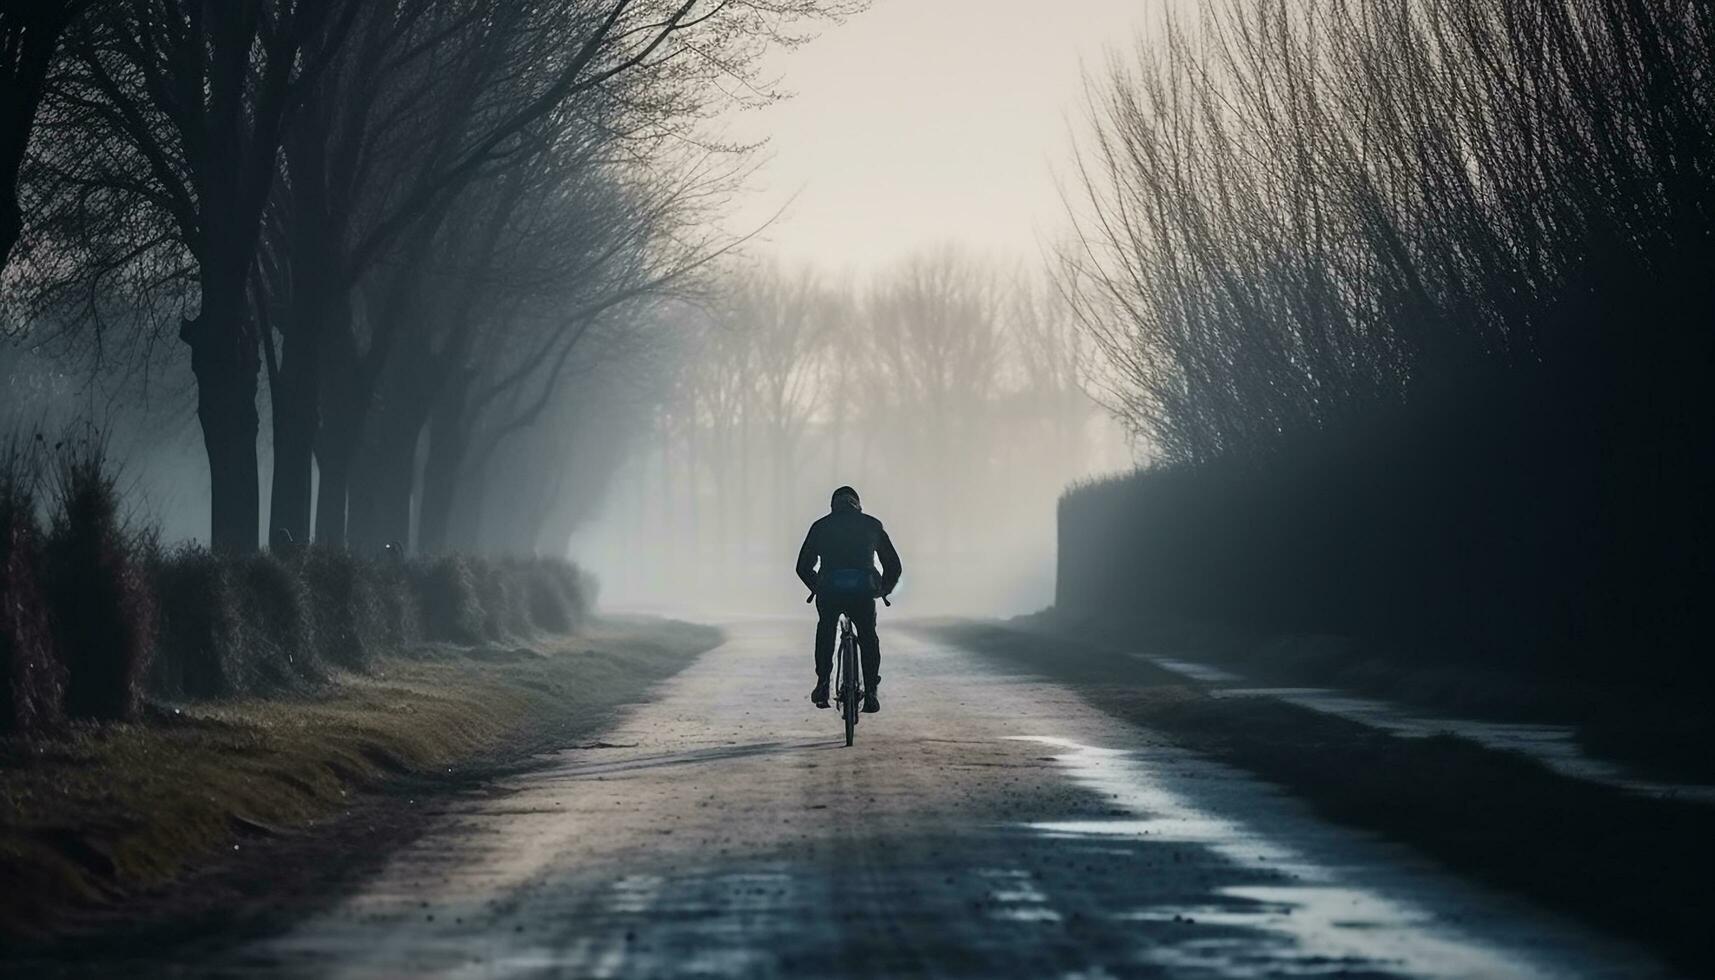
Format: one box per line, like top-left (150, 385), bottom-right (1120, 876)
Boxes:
top-left (978, 867), bottom-right (1065, 923)
top-left (1015, 735), bottom-right (1595, 980)
top-left (1141, 656), bottom-right (1244, 684)
top-left (1132, 654), bottom-right (1715, 805)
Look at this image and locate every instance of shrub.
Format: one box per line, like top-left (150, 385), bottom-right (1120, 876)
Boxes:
top-left (0, 440), bottom-right (61, 734)
top-left (398, 554), bottom-right (591, 645)
top-left (236, 552), bottom-right (321, 690)
top-left (523, 559), bottom-right (574, 634)
top-left (1056, 378), bottom-right (1701, 685)
top-left (150, 545), bottom-right (248, 698)
top-left (43, 439), bottom-right (154, 722)
top-left (477, 561), bottom-right (533, 640)
top-left (370, 557), bottom-right (420, 649)
top-left (522, 558), bottom-right (594, 634)
top-left (408, 556), bottom-right (485, 644)
top-left (299, 545), bottom-right (386, 669)
top-left (1, 423), bottom-right (601, 710)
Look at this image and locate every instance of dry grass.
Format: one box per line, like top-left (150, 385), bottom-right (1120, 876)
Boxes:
top-left (0, 616), bottom-right (720, 941)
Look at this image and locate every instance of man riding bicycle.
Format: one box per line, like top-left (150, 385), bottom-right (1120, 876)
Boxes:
top-left (796, 486), bottom-right (902, 714)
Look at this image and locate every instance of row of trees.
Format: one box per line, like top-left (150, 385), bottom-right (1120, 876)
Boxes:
top-left (1057, 0), bottom-right (1715, 674)
top-left (588, 251), bottom-right (1124, 613)
top-left (1064, 0), bottom-right (1715, 466)
top-left (1, 0), bottom-right (858, 555)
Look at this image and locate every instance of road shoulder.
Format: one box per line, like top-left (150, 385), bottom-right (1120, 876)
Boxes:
top-left (916, 619), bottom-right (1715, 977)
top-left (0, 615), bottom-right (721, 960)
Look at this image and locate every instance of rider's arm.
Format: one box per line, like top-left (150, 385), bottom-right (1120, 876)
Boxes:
top-left (795, 525), bottom-right (820, 592)
top-left (876, 525), bottom-right (902, 595)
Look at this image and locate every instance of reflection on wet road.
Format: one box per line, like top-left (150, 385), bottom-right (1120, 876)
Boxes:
top-left (1134, 654), bottom-right (1715, 805)
top-left (210, 621), bottom-right (1668, 978)
top-left (1022, 737), bottom-right (1542, 978)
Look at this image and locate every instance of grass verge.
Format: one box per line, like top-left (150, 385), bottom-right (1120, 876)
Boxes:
top-left (921, 620), bottom-right (1715, 976)
top-left (0, 615), bottom-right (720, 951)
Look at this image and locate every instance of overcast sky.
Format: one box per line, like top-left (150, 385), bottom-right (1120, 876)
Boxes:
top-left (725, 0), bottom-right (1163, 276)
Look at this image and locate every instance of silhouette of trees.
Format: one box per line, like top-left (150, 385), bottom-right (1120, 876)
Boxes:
top-left (626, 252), bottom-right (1114, 609)
top-left (1006, 279), bottom-right (1091, 483)
top-left (44, 0), bottom-right (360, 553)
top-left (4, 0), bottom-right (863, 555)
top-left (735, 265), bottom-right (828, 553)
top-left (867, 250), bottom-right (1005, 556)
top-left (1065, 0), bottom-right (1715, 467)
top-left (0, 0), bottom-right (91, 273)
top-left (1058, 0), bottom-right (1715, 681)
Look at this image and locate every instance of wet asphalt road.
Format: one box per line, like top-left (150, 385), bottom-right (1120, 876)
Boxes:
top-left (216, 619), bottom-right (1670, 978)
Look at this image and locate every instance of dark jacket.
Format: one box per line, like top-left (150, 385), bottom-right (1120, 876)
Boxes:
top-left (796, 504), bottom-right (903, 596)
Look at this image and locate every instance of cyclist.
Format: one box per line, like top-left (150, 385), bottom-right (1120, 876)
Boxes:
top-left (796, 485), bottom-right (902, 713)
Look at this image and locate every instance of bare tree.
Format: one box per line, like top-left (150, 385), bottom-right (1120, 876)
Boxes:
top-left (727, 263), bottom-right (826, 553)
top-left (610, 251), bottom-right (1117, 611)
top-left (291, 0), bottom-right (862, 548)
top-left (0, 0), bottom-right (92, 272)
top-left (867, 248), bottom-right (1005, 554)
top-left (1052, 0), bottom-right (1715, 662)
top-left (24, 0), bottom-right (360, 552)
top-left (11, 0), bottom-right (862, 555)
top-left (410, 144), bottom-right (718, 554)
top-left (1007, 277), bottom-right (1092, 476)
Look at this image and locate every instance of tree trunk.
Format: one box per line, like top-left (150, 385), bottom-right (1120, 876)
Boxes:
top-left (0, 108), bottom-right (22, 271)
top-left (0, 189), bottom-right (18, 276)
top-left (445, 462), bottom-right (487, 553)
top-left (269, 394), bottom-right (314, 551)
top-left (1, 4), bottom-right (75, 275)
top-left (268, 233), bottom-right (348, 548)
top-left (347, 445), bottom-right (415, 554)
top-left (417, 385), bottom-right (471, 555)
top-left (313, 432), bottom-right (349, 549)
top-left (313, 306), bottom-right (371, 546)
top-left (348, 393), bottom-right (425, 554)
top-left (182, 293), bottom-right (261, 555)
top-left (268, 318), bottom-right (318, 549)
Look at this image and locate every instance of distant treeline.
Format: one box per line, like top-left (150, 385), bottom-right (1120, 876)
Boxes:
top-left (1056, 0), bottom-right (1713, 684)
top-left (613, 253), bottom-right (1115, 611)
top-left (1, 438), bottom-right (593, 735)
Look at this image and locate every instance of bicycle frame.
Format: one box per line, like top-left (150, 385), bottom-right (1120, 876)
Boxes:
top-left (805, 589), bottom-right (889, 747)
top-left (835, 613), bottom-right (861, 746)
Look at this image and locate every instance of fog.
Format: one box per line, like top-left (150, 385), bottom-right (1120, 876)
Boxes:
top-left (3, 0), bottom-right (1150, 617)
top-left (566, 0), bottom-right (1155, 615)
top-left (571, 258), bottom-right (1130, 616)
top-left (4, 1), bottom-right (1710, 971)
top-left (719, 0), bottom-right (1165, 273)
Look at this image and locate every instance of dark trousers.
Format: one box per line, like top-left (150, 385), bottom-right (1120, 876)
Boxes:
top-left (815, 594), bottom-right (880, 689)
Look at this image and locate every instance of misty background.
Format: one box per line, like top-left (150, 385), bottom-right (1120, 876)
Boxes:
top-left (3, 0), bottom-right (1148, 616)
top-left (16, 0), bottom-right (1700, 651)
top-left (576, 0), bottom-right (1149, 614)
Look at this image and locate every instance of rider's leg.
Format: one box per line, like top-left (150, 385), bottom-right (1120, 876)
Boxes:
top-left (813, 596), bottom-right (838, 685)
top-left (851, 597), bottom-right (880, 691)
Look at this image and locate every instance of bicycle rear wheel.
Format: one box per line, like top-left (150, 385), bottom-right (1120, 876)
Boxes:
top-left (841, 634), bottom-right (858, 746)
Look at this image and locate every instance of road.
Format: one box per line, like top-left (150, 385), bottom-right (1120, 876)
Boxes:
top-left (215, 619), bottom-right (1667, 978)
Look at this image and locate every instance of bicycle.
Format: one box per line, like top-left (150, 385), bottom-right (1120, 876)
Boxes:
top-left (807, 591), bottom-right (891, 747)
top-left (834, 612), bottom-right (862, 746)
